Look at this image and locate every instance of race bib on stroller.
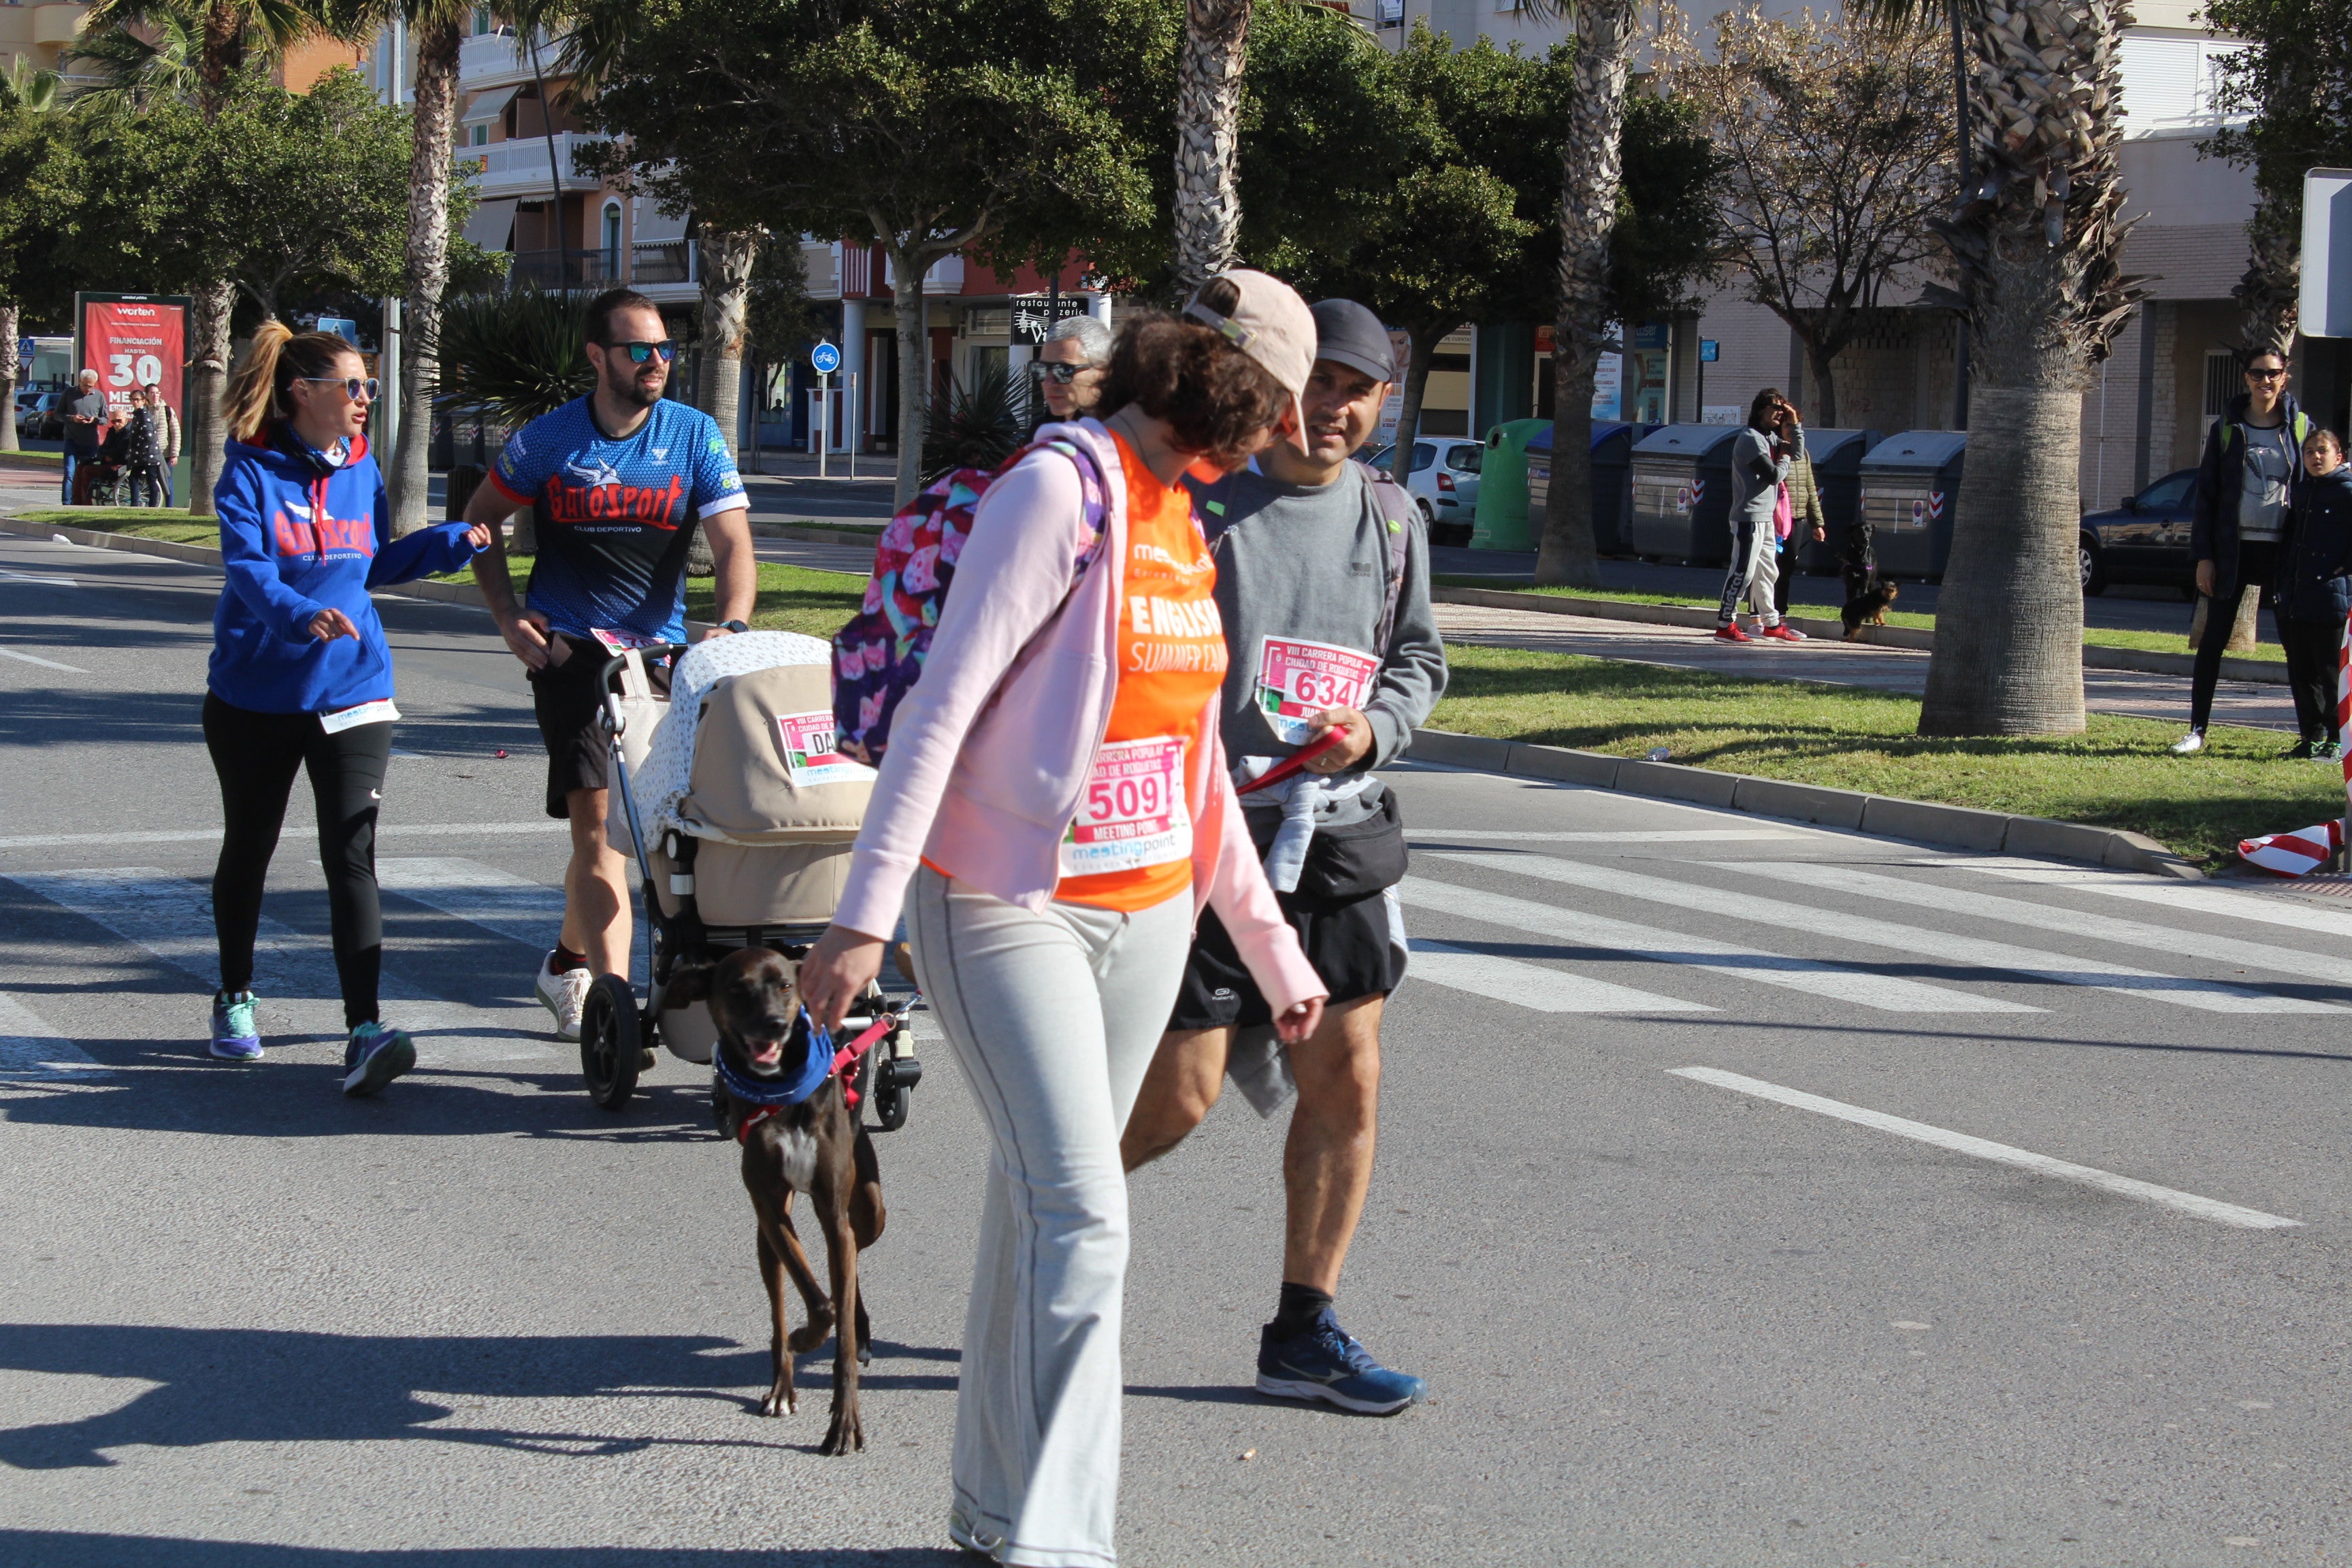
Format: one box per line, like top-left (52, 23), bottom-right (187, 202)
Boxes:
top-left (774, 710), bottom-right (878, 787)
top-left (1254, 636), bottom-right (1379, 746)
top-left (1058, 736), bottom-right (1191, 877)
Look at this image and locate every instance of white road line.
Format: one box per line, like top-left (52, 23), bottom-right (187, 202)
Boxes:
top-left (1433, 852), bottom-right (2337, 1015)
top-left (4, 867), bottom-right (553, 1064)
top-left (1398, 877), bottom-right (2034, 1013)
top-left (1668, 1066), bottom-right (2302, 1231)
top-left (1408, 938), bottom-right (1714, 1012)
top-left (0, 992), bottom-right (105, 1079)
top-left (373, 856), bottom-right (565, 951)
top-left (1944, 860), bottom-right (2352, 943)
top-left (0, 821), bottom-right (566, 851)
top-left (0, 644), bottom-right (88, 673)
top-left (1405, 829), bottom-right (1808, 843)
top-left (0, 570), bottom-right (77, 587)
top-left (1711, 860), bottom-right (2352, 988)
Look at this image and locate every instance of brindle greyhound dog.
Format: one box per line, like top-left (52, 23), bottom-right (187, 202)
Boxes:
top-left (666, 945), bottom-right (885, 1454)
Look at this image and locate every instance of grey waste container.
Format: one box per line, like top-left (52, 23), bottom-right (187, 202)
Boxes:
top-left (1627, 423), bottom-right (1742, 564)
top-left (1791, 428), bottom-right (1880, 577)
top-left (1858, 431), bottom-right (1967, 581)
top-left (1526, 421), bottom-right (1650, 556)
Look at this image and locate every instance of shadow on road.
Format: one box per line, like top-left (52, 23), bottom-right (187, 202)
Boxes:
top-left (0, 1537), bottom-right (964, 1567)
top-left (0, 1322), bottom-right (963, 1472)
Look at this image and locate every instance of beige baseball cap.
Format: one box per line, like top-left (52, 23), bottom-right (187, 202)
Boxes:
top-left (1183, 268), bottom-right (1315, 434)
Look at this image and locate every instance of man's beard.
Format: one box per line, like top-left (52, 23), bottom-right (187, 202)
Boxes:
top-left (609, 371), bottom-right (666, 410)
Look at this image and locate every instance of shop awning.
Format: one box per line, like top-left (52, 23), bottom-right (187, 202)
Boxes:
top-left (461, 84), bottom-right (518, 123)
top-left (461, 196), bottom-right (518, 250)
top-left (631, 199), bottom-right (691, 244)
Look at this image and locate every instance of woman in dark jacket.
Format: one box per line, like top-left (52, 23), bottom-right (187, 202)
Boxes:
top-left (125, 389), bottom-right (168, 507)
top-left (2272, 427), bottom-right (2352, 759)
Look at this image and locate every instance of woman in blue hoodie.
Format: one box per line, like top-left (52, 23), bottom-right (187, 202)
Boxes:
top-left (205, 322), bottom-right (487, 1092)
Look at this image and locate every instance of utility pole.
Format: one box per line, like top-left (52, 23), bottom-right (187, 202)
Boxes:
top-left (1949, 3), bottom-right (1970, 431)
top-left (378, 18), bottom-right (406, 470)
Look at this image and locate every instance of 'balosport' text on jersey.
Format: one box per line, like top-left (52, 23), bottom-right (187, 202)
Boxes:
top-left (489, 397), bottom-right (746, 642)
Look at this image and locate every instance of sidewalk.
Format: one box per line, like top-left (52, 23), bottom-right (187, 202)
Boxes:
top-left (1435, 600), bottom-right (2299, 733)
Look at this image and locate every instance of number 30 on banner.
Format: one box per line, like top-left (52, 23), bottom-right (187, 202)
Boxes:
top-left (108, 353), bottom-right (163, 389)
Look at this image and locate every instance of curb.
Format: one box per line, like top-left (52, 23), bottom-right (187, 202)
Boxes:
top-left (748, 520), bottom-right (883, 547)
top-left (1407, 727), bottom-right (2204, 880)
top-left (1, 517), bottom-right (496, 612)
top-left (1431, 584), bottom-right (2285, 687)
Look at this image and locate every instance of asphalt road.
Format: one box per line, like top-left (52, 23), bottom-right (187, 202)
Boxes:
top-left (5, 531), bottom-right (2352, 1567)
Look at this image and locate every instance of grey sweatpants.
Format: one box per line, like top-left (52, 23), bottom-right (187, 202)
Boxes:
top-left (906, 864), bottom-right (1193, 1568)
top-left (1716, 512), bottom-right (1782, 627)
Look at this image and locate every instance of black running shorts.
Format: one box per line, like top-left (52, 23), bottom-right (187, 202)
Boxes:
top-left (1167, 885), bottom-right (1403, 1032)
top-left (526, 634), bottom-right (670, 818)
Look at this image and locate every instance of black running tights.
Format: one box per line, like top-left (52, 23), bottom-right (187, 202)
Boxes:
top-left (203, 693), bottom-right (391, 1029)
top-left (2189, 542), bottom-right (2278, 734)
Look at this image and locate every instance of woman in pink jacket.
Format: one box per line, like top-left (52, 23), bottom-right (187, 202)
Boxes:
top-left (800, 272), bottom-right (1328, 1567)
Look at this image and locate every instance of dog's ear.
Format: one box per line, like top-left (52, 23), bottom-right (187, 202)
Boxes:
top-left (663, 964), bottom-right (715, 1009)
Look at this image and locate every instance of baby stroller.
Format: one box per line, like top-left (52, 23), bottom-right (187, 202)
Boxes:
top-left (581, 631), bottom-right (924, 1128)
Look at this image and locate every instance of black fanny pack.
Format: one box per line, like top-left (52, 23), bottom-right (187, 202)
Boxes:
top-left (1245, 785), bottom-right (1409, 906)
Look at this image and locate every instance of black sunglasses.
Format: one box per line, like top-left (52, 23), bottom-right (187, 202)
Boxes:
top-left (608, 340), bottom-right (678, 365)
top-left (298, 376), bottom-right (380, 402)
top-left (1030, 361), bottom-right (1091, 384)
top-left (2246, 365), bottom-right (2288, 380)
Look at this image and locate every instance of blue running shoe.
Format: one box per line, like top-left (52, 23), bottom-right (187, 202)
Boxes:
top-left (342, 1021), bottom-right (414, 1097)
top-left (1256, 1308), bottom-right (1426, 1415)
top-left (209, 991), bottom-right (261, 1060)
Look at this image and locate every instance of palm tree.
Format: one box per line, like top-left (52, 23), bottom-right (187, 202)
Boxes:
top-left (0, 60), bottom-right (63, 455)
top-left (1173, 0), bottom-right (1252, 293)
top-left (75, 0), bottom-right (346, 516)
top-left (1855, 0), bottom-right (2143, 735)
top-left (1521, 0), bottom-right (1639, 592)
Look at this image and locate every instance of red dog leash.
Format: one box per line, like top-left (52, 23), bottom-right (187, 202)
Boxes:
top-left (830, 995), bottom-right (917, 1109)
top-left (1235, 729), bottom-right (1346, 798)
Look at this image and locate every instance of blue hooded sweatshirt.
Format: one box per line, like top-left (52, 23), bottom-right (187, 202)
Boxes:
top-left (208, 423), bottom-right (481, 715)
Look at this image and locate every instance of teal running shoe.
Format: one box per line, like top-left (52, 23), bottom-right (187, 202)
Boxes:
top-left (209, 991), bottom-right (261, 1060)
top-left (341, 1021), bottom-right (414, 1096)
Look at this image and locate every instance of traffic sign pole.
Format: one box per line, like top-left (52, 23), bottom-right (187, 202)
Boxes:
top-left (810, 340), bottom-right (844, 480)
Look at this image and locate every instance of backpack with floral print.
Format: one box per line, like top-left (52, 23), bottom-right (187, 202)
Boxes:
top-left (831, 439), bottom-right (1109, 764)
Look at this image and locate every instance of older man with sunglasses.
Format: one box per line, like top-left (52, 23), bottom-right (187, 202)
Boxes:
top-left (464, 287), bottom-right (754, 1040)
top-left (1030, 312), bottom-right (1111, 421)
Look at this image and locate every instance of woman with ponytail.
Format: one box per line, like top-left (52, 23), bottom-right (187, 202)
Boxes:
top-left (203, 322), bottom-right (490, 1094)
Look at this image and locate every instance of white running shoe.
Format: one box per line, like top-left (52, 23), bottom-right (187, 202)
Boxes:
top-left (534, 954), bottom-right (593, 1041)
top-left (2170, 730), bottom-right (2206, 755)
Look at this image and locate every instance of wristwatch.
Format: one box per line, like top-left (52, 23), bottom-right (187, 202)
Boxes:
top-left (719, 619), bottom-right (750, 634)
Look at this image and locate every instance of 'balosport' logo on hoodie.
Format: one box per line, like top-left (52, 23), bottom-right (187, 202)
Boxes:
top-left (272, 503), bottom-right (376, 559)
top-left (540, 455), bottom-right (687, 529)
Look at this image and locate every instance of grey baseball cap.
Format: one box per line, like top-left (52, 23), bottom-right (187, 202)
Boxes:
top-left (1309, 298), bottom-right (1396, 385)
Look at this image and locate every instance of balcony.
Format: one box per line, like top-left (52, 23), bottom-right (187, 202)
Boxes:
top-left (454, 133), bottom-right (604, 200)
top-left (33, 3), bottom-right (89, 46)
top-left (507, 249), bottom-right (623, 289)
top-left (630, 240), bottom-right (693, 285)
top-left (459, 27), bottom-right (553, 88)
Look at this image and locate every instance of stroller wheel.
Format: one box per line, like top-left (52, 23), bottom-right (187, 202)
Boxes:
top-left (580, 974), bottom-right (642, 1111)
top-left (871, 1054), bottom-right (919, 1132)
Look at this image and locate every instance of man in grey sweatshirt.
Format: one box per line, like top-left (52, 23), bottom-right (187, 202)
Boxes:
top-left (1716, 387), bottom-right (1806, 642)
top-left (1122, 297), bottom-right (1446, 1416)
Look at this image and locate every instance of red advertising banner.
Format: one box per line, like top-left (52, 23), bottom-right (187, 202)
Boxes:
top-left (80, 295), bottom-right (187, 419)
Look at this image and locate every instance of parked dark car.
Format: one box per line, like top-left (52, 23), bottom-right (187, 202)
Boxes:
top-left (2079, 468), bottom-right (2197, 596)
top-left (15, 389), bottom-right (66, 441)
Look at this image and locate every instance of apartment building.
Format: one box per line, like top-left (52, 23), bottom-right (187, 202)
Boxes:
top-left (1364, 0), bottom-right (2305, 514)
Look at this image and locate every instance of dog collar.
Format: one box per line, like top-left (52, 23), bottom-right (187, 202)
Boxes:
top-left (712, 1017), bottom-right (833, 1111)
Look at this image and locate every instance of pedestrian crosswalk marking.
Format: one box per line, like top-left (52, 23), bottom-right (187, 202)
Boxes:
top-left (1435, 853), bottom-right (2336, 1015)
top-left (1714, 860), bottom-right (2352, 989)
top-left (1942, 860), bottom-right (2352, 943)
top-left (1669, 1066), bottom-right (2302, 1231)
top-left (0, 992), bottom-right (104, 1078)
top-left (1408, 938), bottom-right (1714, 1013)
top-left (373, 857), bottom-right (566, 952)
top-left (4, 867), bottom-right (554, 1063)
top-left (1398, 877), bottom-right (2034, 1013)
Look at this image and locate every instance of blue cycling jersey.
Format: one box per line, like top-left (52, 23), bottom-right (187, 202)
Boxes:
top-left (489, 396), bottom-right (747, 642)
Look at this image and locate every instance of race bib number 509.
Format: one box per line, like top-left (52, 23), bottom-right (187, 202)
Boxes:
top-left (1255, 636), bottom-right (1379, 746)
top-left (1059, 736), bottom-right (1191, 878)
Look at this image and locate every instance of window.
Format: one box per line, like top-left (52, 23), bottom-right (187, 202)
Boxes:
top-left (1409, 442), bottom-right (1435, 474)
top-left (600, 202), bottom-right (622, 279)
top-left (472, 7), bottom-right (491, 33)
top-left (2139, 472), bottom-right (2194, 510)
top-left (1446, 444), bottom-right (1482, 474)
top-left (2203, 348), bottom-right (2239, 423)
top-left (468, 124), bottom-right (487, 146)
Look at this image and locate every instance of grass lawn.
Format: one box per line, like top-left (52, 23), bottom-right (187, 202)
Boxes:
top-left (1432, 575), bottom-right (2286, 664)
top-left (1431, 643), bottom-right (2340, 866)
top-left (0, 449), bottom-right (63, 468)
top-left (14, 507), bottom-right (218, 545)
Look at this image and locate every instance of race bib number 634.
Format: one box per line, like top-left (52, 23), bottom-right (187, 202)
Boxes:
top-left (1255, 636), bottom-right (1380, 747)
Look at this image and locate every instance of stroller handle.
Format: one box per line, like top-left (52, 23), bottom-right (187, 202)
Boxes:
top-left (597, 643), bottom-right (689, 739)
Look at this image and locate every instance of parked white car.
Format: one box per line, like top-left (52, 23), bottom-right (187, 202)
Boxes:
top-left (1361, 436), bottom-right (1484, 546)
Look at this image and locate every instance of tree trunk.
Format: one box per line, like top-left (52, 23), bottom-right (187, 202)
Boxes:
top-left (1386, 326), bottom-right (1440, 489)
top-left (1801, 333), bottom-right (1840, 427)
top-left (2236, 195), bottom-right (2298, 360)
top-left (890, 250), bottom-right (934, 504)
top-left (185, 278), bottom-right (235, 519)
top-left (525, 35), bottom-right (569, 282)
top-left (696, 230), bottom-right (760, 457)
top-left (2189, 582), bottom-right (2264, 655)
top-left (393, 18), bottom-right (461, 538)
top-left (0, 300), bottom-right (18, 455)
top-left (1918, 383), bottom-right (2086, 734)
top-left (1173, 0), bottom-right (1251, 295)
top-left (1533, 0), bottom-right (1634, 590)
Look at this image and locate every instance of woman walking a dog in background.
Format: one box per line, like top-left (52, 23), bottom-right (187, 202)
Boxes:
top-left (199, 323), bottom-right (488, 1091)
top-left (800, 270), bottom-right (1329, 1567)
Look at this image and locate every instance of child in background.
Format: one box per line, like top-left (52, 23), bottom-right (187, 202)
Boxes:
top-left (2272, 427), bottom-right (2352, 760)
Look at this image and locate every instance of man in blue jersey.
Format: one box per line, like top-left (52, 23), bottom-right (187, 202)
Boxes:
top-left (464, 288), bottom-right (755, 1039)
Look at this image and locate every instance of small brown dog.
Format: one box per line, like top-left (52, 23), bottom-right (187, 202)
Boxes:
top-left (1841, 576), bottom-right (1899, 640)
top-left (666, 945), bottom-right (885, 1454)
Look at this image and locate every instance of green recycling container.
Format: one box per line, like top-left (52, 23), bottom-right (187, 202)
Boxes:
top-left (1469, 419), bottom-right (1552, 551)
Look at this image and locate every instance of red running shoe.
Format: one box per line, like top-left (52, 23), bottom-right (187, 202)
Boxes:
top-left (1757, 623), bottom-right (1804, 642)
top-left (1712, 623), bottom-right (1752, 643)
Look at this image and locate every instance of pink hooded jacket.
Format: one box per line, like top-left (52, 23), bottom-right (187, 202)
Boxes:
top-left (831, 419), bottom-right (1326, 1016)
